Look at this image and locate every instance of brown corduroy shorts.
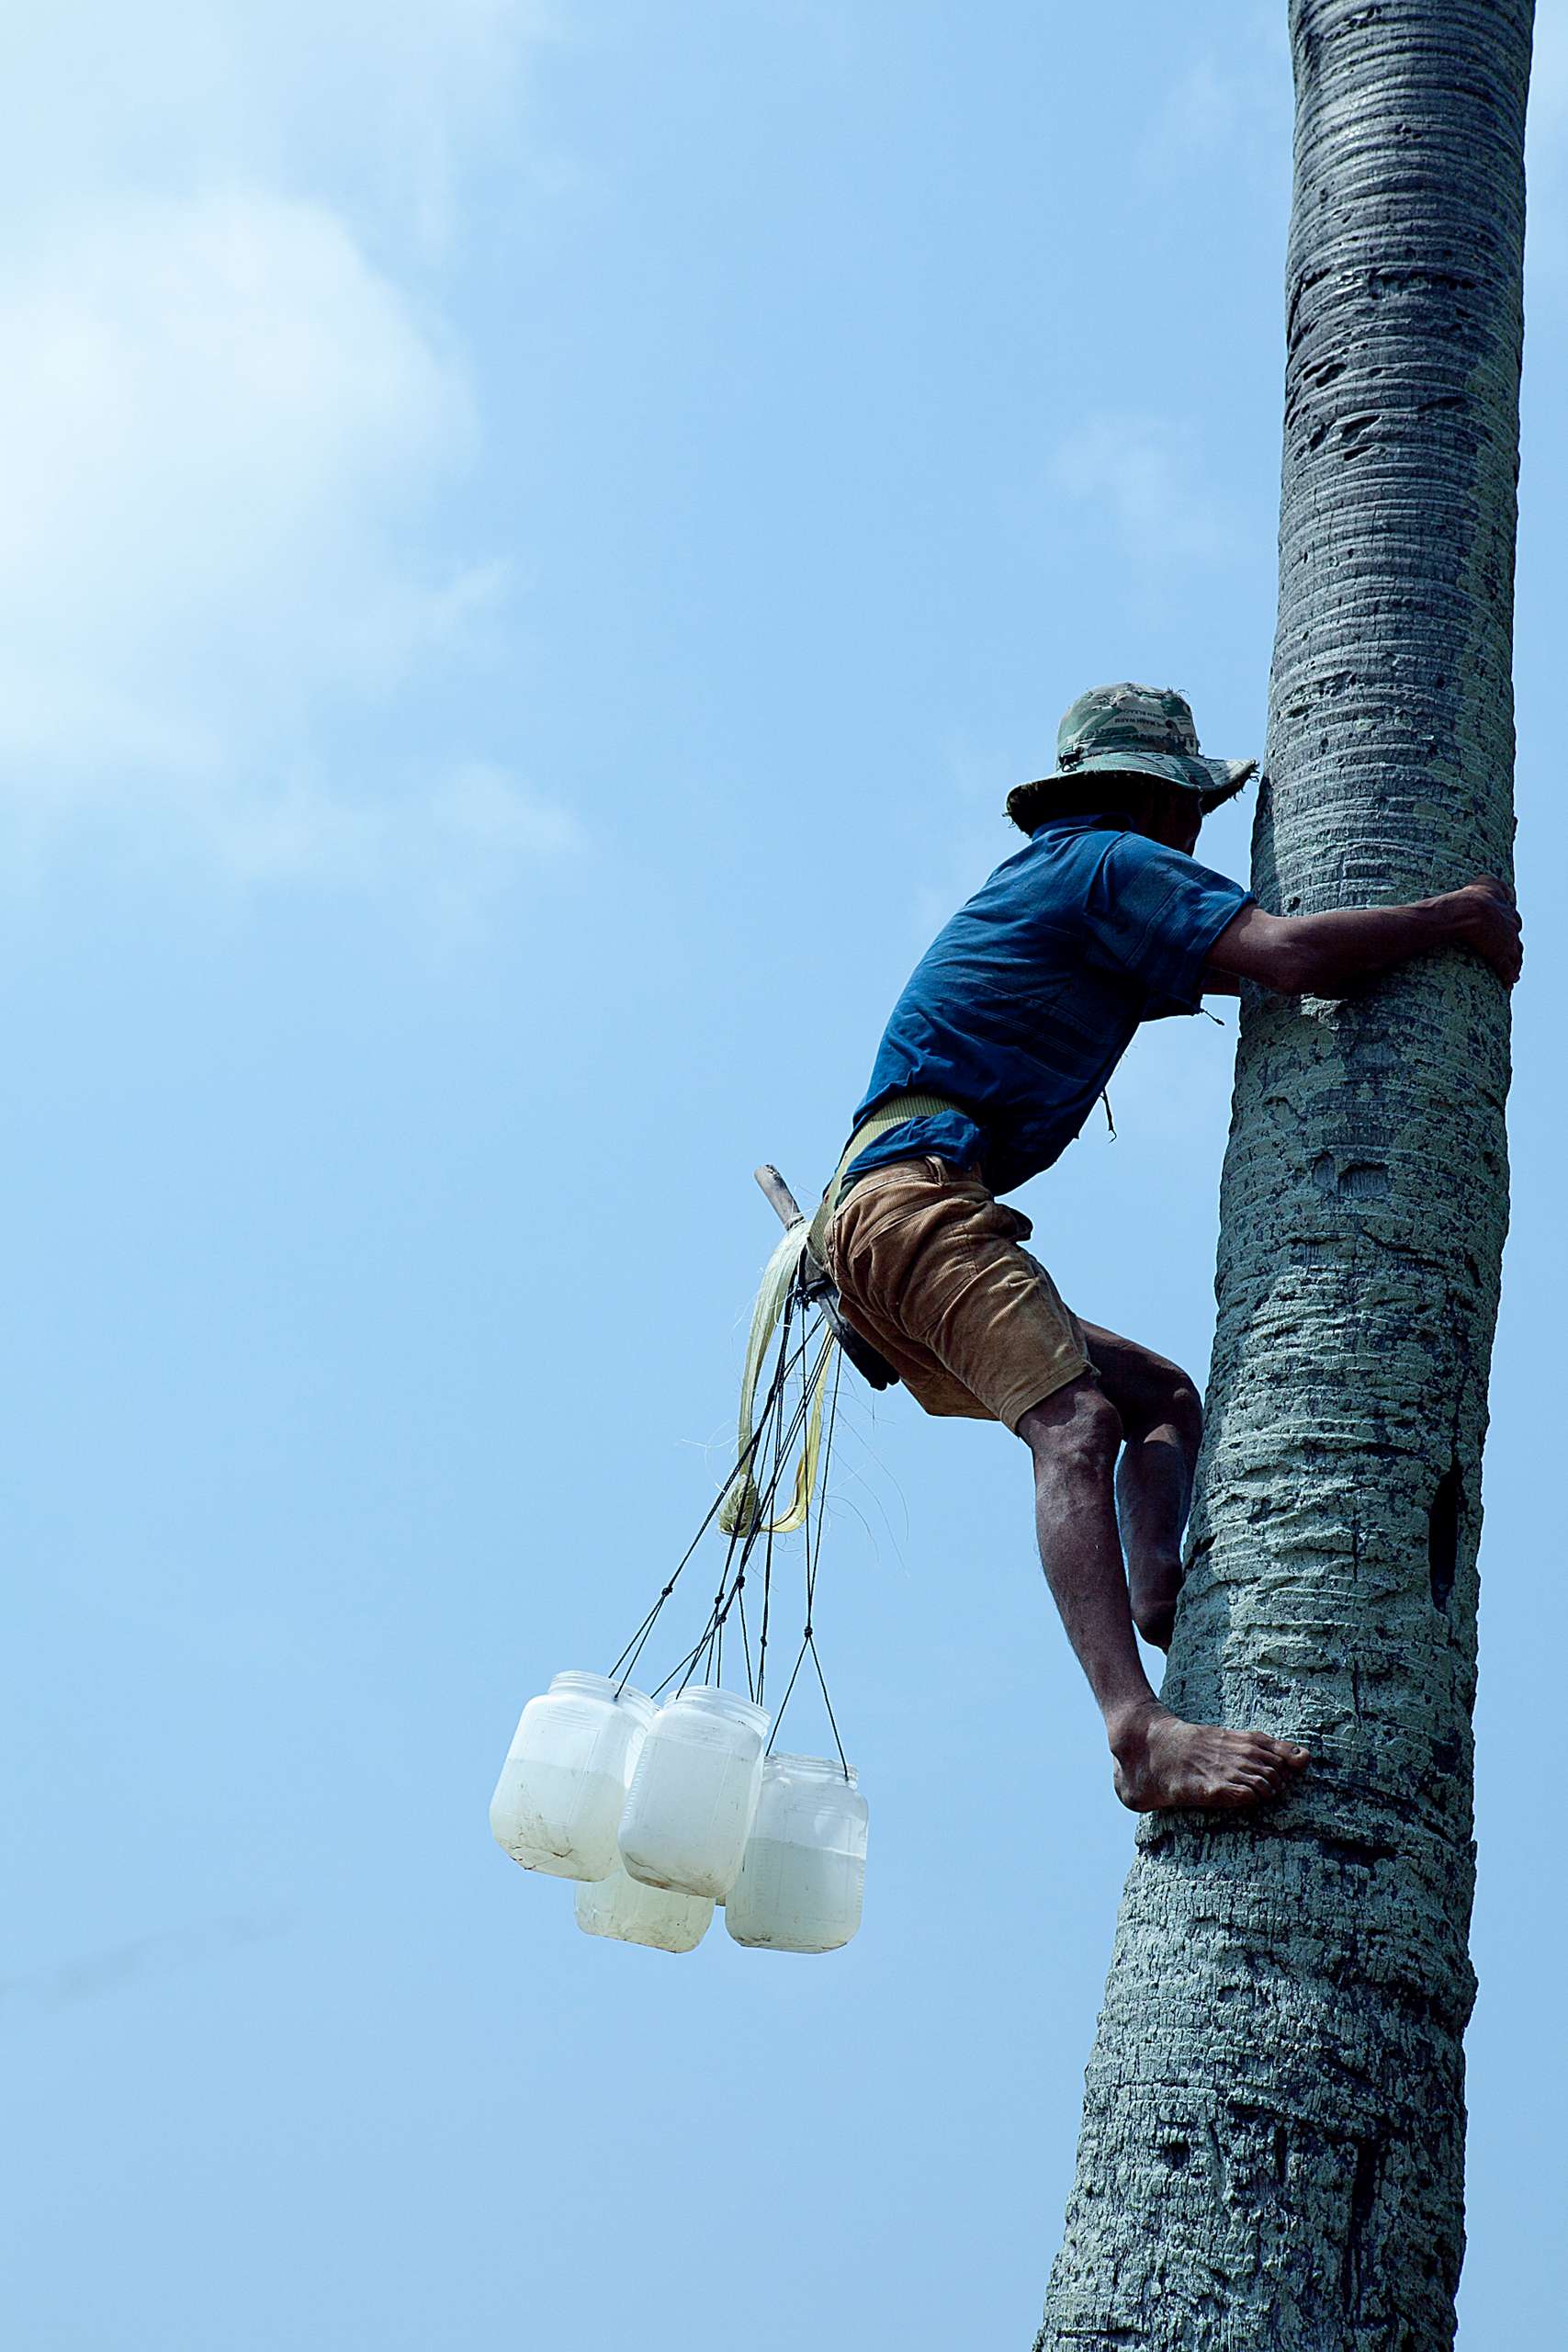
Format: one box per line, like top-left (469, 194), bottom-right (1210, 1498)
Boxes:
top-left (822, 1155), bottom-right (1091, 1433)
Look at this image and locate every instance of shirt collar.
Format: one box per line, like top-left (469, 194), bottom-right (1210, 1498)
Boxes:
top-left (1029, 811), bottom-right (1125, 839)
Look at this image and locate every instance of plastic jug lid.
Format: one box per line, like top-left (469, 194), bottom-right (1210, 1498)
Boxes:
top-left (549, 1670), bottom-right (656, 1720)
top-left (764, 1751), bottom-right (858, 1784)
top-left (665, 1684), bottom-right (770, 1734)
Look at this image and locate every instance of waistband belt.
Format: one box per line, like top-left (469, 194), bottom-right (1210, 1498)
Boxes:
top-left (806, 1091), bottom-right (963, 1266)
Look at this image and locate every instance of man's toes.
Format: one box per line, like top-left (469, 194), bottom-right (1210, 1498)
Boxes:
top-left (1258, 1736), bottom-right (1309, 1766)
top-left (1218, 1753), bottom-right (1275, 1790)
top-left (1225, 1749), bottom-right (1283, 1789)
top-left (1244, 1734), bottom-right (1307, 1770)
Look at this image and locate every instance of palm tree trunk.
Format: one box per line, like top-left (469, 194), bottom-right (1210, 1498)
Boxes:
top-left (1037, 6), bottom-right (1533, 2346)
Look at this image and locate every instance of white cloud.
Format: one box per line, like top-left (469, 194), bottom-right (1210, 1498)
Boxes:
top-left (0, 192), bottom-right (484, 735)
top-left (152, 756), bottom-right (581, 916)
top-left (0, 2), bottom-right (545, 258)
top-left (434, 761), bottom-right (581, 860)
top-left (1049, 413), bottom-right (1237, 568)
top-left (0, 3), bottom-right (577, 911)
top-left (1139, 10), bottom-right (1292, 191)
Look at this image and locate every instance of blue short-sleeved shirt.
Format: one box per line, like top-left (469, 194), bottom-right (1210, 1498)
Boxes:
top-left (843, 813), bottom-right (1251, 1197)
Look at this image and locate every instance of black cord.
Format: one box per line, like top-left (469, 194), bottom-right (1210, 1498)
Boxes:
top-left (699, 1330), bottom-right (834, 1688)
top-left (608, 1255), bottom-right (852, 1774)
top-left (606, 1311), bottom-right (818, 1690)
top-left (765, 1347), bottom-right (851, 1777)
top-left (652, 1322), bottom-right (835, 1700)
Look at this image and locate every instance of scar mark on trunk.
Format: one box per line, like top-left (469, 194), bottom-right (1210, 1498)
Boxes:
top-left (1427, 1460), bottom-right (1463, 1612)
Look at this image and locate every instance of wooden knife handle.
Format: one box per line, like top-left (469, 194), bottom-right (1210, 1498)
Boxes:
top-left (754, 1163), bottom-right (805, 1228)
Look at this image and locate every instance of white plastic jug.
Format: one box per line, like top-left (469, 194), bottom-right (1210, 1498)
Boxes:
top-left (490, 1672), bottom-right (655, 1881)
top-left (617, 1685), bottom-right (769, 1900)
top-left (575, 1862), bottom-right (715, 1954)
top-left (724, 1753), bottom-right (867, 1952)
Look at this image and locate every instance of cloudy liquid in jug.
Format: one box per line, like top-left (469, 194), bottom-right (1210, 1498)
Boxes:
top-left (725, 1838), bottom-right (865, 1950)
top-left (619, 1745), bottom-right (760, 1894)
top-left (575, 1864), bottom-right (714, 1953)
top-left (491, 1760), bottom-right (629, 1876)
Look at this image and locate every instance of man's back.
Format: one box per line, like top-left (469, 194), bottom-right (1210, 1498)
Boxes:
top-left (845, 812), bottom-right (1249, 1195)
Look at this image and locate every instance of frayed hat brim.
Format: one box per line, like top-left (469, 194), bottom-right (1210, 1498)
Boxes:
top-left (1006, 751), bottom-right (1256, 832)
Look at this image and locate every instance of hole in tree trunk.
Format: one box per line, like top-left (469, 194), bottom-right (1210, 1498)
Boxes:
top-left (1341, 2135), bottom-right (1383, 2312)
top-left (1427, 1460), bottom-right (1463, 1612)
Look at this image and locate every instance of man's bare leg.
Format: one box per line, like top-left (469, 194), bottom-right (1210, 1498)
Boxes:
top-left (1017, 1374), bottom-right (1310, 1812)
top-left (1078, 1321), bottom-right (1201, 1653)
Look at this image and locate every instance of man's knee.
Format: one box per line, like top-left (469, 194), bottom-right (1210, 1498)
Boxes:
top-left (1164, 1374), bottom-right (1203, 1452)
top-left (1019, 1376), bottom-right (1123, 1477)
top-left (1116, 1356), bottom-right (1202, 1450)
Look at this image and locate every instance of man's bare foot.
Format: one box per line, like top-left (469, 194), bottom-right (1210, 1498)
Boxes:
top-left (1129, 1556), bottom-right (1184, 1652)
top-left (1108, 1700), bottom-right (1310, 1814)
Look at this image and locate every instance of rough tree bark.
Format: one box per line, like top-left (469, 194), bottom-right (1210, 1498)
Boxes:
top-left (1037, 5), bottom-right (1532, 2346)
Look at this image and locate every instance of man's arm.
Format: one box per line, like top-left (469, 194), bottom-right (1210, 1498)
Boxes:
top-left (1205, 876), bottom-right (1522, 996)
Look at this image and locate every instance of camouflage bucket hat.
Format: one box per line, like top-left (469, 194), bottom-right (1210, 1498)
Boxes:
top-left (1006, 683), bottom-right (1257, 833)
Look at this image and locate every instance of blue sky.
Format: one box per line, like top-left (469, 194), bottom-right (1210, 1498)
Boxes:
top-left (6, 5), bottom-right (1564, 2344)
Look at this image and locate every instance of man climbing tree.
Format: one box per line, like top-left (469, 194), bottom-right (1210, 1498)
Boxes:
top-left (1034, 3), bottom-right (1534, 2346)
top-left (818, 679), bottom-right (1517, 1815)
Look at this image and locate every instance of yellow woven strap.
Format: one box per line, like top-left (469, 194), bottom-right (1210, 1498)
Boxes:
top-left (719, 1092), bottom-right (961, 1540)
top-left (805, 1091), bottom-right (962, 1265)
top-left (718, 1217), bottom-right (830, 1539)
